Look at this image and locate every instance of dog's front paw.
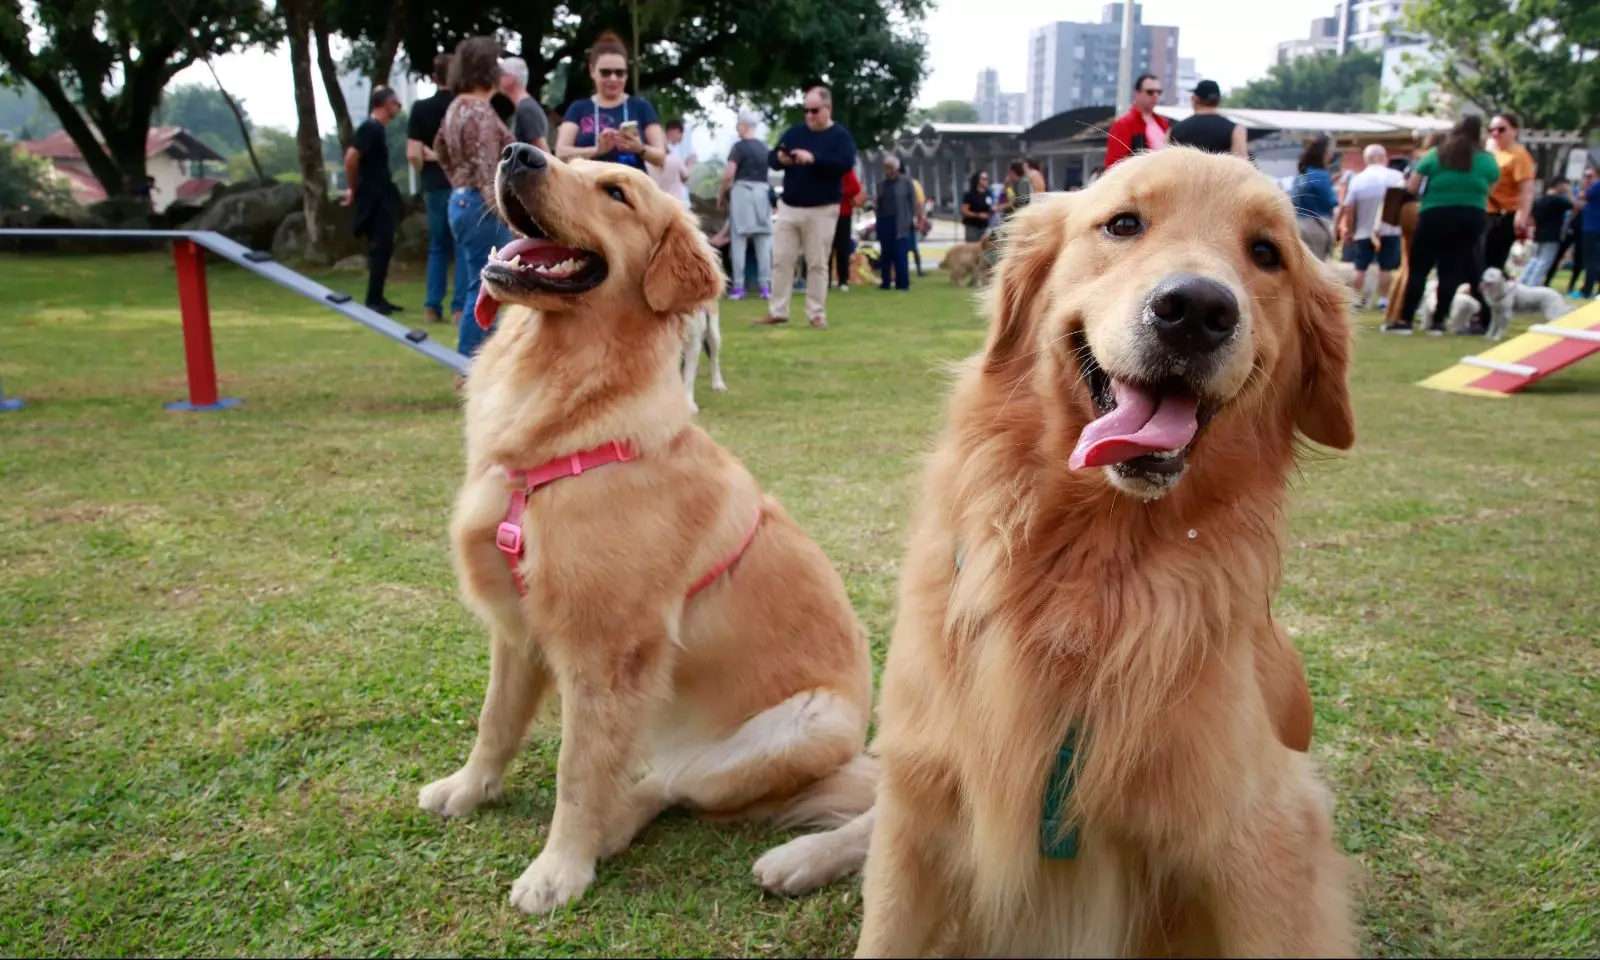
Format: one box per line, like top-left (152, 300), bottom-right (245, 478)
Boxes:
top-left (753, 832), bottom-right (858, 896)
top-left (418, 768), bottom-right (501, 818)
top-left (509, 851), bottom-right (596, 915)
top-left (686, 396), bottom-right (700, 414)
top-left (711, 377), bottom-right (727, 392)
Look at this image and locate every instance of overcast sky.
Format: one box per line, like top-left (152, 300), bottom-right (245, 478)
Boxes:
top-left (179, 0), bottom-right (1338, 157)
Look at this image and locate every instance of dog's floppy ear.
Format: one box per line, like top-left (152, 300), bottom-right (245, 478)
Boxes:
top-left (1293, 259), bottom-right (1356, 450)
top-left (982, 196), bottom-right (1066, 376)
top-left (644, 211), bottom-right (725, 315)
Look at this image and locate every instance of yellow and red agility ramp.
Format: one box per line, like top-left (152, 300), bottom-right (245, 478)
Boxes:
top-left (1419, 299), bottom-right (1600, 398)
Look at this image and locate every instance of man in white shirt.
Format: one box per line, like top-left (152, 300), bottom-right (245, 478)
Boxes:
top-left (1340, 144), bottom-right (1407, 309)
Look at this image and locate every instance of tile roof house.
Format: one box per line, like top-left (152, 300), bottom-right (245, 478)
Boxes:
top-left (16, 126), bottom-right (228, 211)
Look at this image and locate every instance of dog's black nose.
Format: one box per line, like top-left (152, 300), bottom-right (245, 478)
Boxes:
top-left (500, 142), bottom-right (546, 176)
top-left (1146, 273), bottom-right (1240, 353)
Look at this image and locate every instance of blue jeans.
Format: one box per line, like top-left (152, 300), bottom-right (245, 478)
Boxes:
top-left (730, 230), bottom-right (771, 291)
top-left (449, 187), bottom-right (512, 359)
top-left (877, 218), bottom-right (910, 290)
top-left (1520, 240), bottom-right (1560, 288)
top-left (423, 189), bottom-right (468, 314)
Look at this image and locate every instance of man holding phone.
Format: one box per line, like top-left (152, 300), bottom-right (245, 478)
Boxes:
top-left (755, 85), bottom-right (857, 330)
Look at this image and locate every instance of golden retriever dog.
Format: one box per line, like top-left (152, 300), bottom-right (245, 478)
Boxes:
top-left (419, 144), bottom-right (875, 916)
top-left (940, 241), bottom-right (985, 287)
top-left (757, 148), bottom-right (1357, 956)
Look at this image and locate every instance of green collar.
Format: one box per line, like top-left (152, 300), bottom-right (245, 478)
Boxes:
top-left (1040, 724), bottom-right (1081, 859)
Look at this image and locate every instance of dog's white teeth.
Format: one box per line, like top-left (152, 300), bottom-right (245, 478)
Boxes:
top-left (1150, 449), bottom-right (1183, 461)
top-left (508, 254), bottom-right (522, 268)
top-left (489, 246), bottom-right (499, 260)
top-left (535, 263), bottom-right (551, 274)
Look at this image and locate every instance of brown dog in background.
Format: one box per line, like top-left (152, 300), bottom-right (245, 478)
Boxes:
top-left (419, 145), bottom-right (875, 916)
top-left (757, 148), bottom-right (1357, 956)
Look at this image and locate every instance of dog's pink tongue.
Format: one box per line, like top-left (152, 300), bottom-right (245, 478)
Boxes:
top-left (473, 285), bottom-right (499, 330)
top-left (1069, 380), bottom-right (1199, 469)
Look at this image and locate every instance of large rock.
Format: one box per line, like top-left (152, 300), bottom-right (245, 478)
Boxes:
top-left (270, 205), bottom-right (363, 266)
top-left (188, 182), bottom-right (303, 249)
top-left (395, 211), bottom-right (429, 263)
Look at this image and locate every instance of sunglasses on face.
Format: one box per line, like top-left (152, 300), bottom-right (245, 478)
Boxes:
top-left (1141, 88), bottom-right (1162, 96)
top-left (804, 106), bottom-right (825, 115)
top-left (1489, 125), bottom-right (1508, 133)
top-left (596, 67), bottom-right (627, 79)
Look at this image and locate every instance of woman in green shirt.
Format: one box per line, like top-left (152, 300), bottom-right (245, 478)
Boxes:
top-left (1389, 114), bottom-right (1502, 334)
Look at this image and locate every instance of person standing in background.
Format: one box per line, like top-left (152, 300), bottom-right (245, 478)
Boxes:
top-left (1484, 112), bottom-right (1535, 274)
top-left (434, 36), bottom-right (514, 362)
top-left (961, 170), bottom-right (993, 242)
top-left (1578, 170), bottom-right (1600, 299)
top-left (497, 56), bottom-right (550, 150)
top-left (1521, 178), bottom-right (1572, 288)
top-left (754, 85), bottom-right (857, 330)
top-left (722, 109), bottom-right (773, 300)
top-left (1166, 80), bottom-right (1247, 157)
top-left (554, 32), bottom-right (667, 172)
top-left (1104, 74), bottom-right (1169, 169)
top-left (1340, 144), bottom-right (1406, 310)
top-left (1553, 169), bottom-right (1592, 298)
top-left (665, 118), bottom-right (697, 168)
top-left (343, 86), bottom-right (404, 315)
top-left (407, 54), bottom-right (463, 326)
top-left (1290, 135), bottom-right (1338, 261)
top-left (1006, 160), bottom-right (1032, 214)
top-left (874, 156), bottom-right (916, 292)
top-left (1389, 114), bottom-right (1500, 335)
top-left (906, 174), bottom-right (929, 277)
top-left (832, 166), bottom-right (866, 292)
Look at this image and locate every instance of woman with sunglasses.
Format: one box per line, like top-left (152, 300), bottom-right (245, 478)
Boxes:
top-left (555, 32), bottom-right (666, 172)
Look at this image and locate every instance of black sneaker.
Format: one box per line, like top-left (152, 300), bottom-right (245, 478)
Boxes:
top-left (379, 300), bottom-right (405, 313)
top-left (1457, 324), bottom-right (1487, 336)
top-left (366, 301), bottom-right (396, 316)
top-left (1381, 323), bottom-right (1413, 335)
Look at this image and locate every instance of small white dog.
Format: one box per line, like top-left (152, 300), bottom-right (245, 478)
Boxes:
top-left (1480, 266), bottom-right (1573, 341)
top-left (680, 304), bottom-right (726, 413)
top-left (1422, 277), bottom-right (1481, 333)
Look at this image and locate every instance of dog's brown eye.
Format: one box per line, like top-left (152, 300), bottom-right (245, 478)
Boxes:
top-left (1249, 239), bottom-right (1281, 270)
top-left (1104, 213), bottom-right (1142, 238)
top-left (604, 184), bottom-right (629, 205)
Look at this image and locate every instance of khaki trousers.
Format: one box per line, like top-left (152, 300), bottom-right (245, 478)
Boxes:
top-left (770, 202), bottom-right (838, 321)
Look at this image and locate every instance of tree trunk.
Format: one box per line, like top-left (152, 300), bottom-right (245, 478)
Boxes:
top-left (24, 77), bottom-right (128, 198)
top-left (370, 0), bottom-right (407, 87)
top-left (313, 11), bottom-right (354, 147)
top-left (282, 0), bottom-right (332, 263)
top-left (203, 59), bottom-right (268, 185)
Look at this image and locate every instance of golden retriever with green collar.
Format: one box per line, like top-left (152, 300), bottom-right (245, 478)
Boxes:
top-left (757, 148), bottom-right (1357, 957)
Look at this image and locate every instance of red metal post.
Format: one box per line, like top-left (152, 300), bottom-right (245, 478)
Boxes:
top-left (172, 238), bottom-right (220, 408)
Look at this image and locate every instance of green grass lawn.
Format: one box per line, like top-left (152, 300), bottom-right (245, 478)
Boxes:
top-left (2, 253), bottom-right (1597, 957)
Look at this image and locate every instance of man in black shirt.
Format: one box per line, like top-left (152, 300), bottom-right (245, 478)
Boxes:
top-left (1166, 80), bottom-right (1247, 158)
top-left (344, 85), bottom-right (404, 315)
top-left (407, 55), bottom-right (460, 324)
top-left (1522, 178), bottom-right (1572, 287)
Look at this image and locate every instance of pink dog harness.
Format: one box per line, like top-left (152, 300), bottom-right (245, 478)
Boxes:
top-left (496, 440), bottom-right (761, 598)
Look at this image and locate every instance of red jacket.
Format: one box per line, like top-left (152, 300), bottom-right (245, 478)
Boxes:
top-left (1104, 107), bottom-right (1171, 169)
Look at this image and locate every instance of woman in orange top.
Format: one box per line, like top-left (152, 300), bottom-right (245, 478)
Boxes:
top-left (1484, 111), bottom-right (1535, 273)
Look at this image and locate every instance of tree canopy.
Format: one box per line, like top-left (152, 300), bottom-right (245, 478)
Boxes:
top-left (0, 0), bottom-right (279, 197)
top-left (370, 0), bottom-right (929, 147)
top-left (1402, 0), bottom-right (1599, 134)
top-left (1228, 49), bottom-right (1381, 114)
